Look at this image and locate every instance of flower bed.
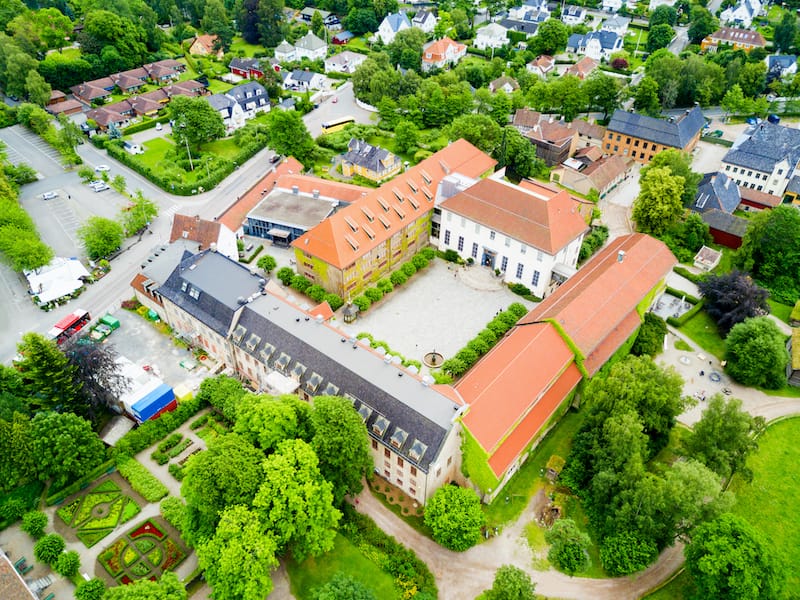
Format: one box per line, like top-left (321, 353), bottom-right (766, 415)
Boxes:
top-left (58, 478), bottom-right (141, 548)
top-left (99, 539), bottom-right (126, 576)
top-left (161, 538), bottom-right (186, 572)
top-left (167, 438), bottom-right (193, 458)
top-left (56, 498), bottom-right (81, 526)
top-left (130, 519), bottom-right (166, 540)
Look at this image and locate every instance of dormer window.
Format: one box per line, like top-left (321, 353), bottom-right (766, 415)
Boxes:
top-left (188, 287), bottom-right (200, 300)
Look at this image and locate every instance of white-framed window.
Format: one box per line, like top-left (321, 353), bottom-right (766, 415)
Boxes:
top-left (532, 270), bottom-right (540, 287)
top-left (444, 230), bottom-right (451, 245)
top-left (504, 236), bottom-right (511, 247)
top-left (520, 243), bottom-right (526, 254)
top-left (457, 236), bottom-right (464, 251)
top-left (515, 263), bottom-right (524, 279)
top-left (471, 243), bottom-right (478, 258)
top-left (489, 231), bottom-right (496, 240)
top-left (501, 256), bottom-right (508, 272)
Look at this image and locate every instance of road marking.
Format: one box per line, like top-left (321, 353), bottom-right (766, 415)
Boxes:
top-left (161, 204), bottom-right (180, 219)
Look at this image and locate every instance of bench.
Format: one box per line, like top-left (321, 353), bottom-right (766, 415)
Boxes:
top-left (43, 594), bottom-right (55, 600)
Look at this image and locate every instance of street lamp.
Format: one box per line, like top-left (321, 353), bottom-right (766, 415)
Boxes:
top-left (180, 121), bottom-right (194, 171)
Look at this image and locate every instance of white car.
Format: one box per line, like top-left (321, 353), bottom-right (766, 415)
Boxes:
top-left (155, 122), bottom-right (163, 131)
top-left (90, 181), bottom-right (110, 192)
top-left (42, 191), bottom-right (59, 200)
top-left (94, 164), bottom-right (110, 172)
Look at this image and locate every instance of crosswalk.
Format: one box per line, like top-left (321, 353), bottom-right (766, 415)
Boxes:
top-left (161, 204), bottom-right (181, 220)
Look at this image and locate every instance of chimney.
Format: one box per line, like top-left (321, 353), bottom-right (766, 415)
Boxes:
top-left (617, 250), bottom-right (626, 263)
top-left (210, 242), bottom-right (217, 252)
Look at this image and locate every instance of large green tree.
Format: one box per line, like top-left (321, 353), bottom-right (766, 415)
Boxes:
top-left (632, 166), bottom-right (685, 236)
top-left (647, 24), bottom-right (675, 53)
top-left (685, 513), bottom-right (785, 599)
top-left (423, 485), bottom-right (484, 551)
top-left (170, 95), bottom-right (225, 154)
top-left (201, 0), bottom-right (234, 51)
top-left (483, 565), bottom-right (536, 600)
top-left (725, 317), bottom-right (789, 389)
top-left (78, 216), bottom-right (124, 261)
top-left (545, 518), bottom-right (591, 574)
top-left (688, 6), bottom-right (718, 44)
top-left (310, 395), bottom-right (372, 505)
top-left (641, 149), bottom-right (701, 207)
top-left (446, 113), bottom-right (502, 153)
top-left (14, 333), bottom-right (81, 414)
top-left (266, 109), bottom-right (315, 167)
top-left (30, 412), bottom-right (106, 489)
top-left (634, 77), bottom-right (662, 116)
top-left (234, 394), bottom-right (303, 453)
top-left (182, 433), bottom-right (265, 545)
top-left (253, 439), bottom-right (341, 561)
top-left (121, 190), bottom-right (159, 236)
top-left (533, 19), bottom-right (569, 55)
top-left (103, 572), bottom-right (187, 600)
top-left (196, 505), bottom-right (279, 600)
top-left (196, 374), bottom-right (246, 422)
top-left (257, 0), bottom-right (287, 47)
top-left (774, 10), bottom-right (798, 53)
top-left (0, 413), bottom-right (35, 492)
top-left (684, 395), bottom-right (764, 482)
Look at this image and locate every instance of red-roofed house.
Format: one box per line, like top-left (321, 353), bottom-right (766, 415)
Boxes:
top-left (457, 233), bottom-right (676, 500)
top-left (421, 37), bottom-right (467, 72)
top-left (437, 177), bottom-right (589, 297)
top-left (169, 214), bottom-right (238, 260)
top-left (189, 34), bottom-right (224, 59)
top-left (292, 139), bottom-right (497, 296)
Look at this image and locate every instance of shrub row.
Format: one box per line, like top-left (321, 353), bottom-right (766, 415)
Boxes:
top-left (439, 303), bottom-right (529, 378)
top-left (579, 225), bottom-right (609, 264)
top-left (189, 415), bottom-right (208, 430)
top-left (667, 299), bottom-right (706, 328)
top-left (46, 459), bottom-right (116, 506)
top-left (116, 455), bottom-right (169, 502)
top-left (122, 115), bottom-right (170, 135)
top-left (160, 497), bottom-right (186, 534)
top-left (238, 245), bottom-right (263, 264)
top-left (168, 463), bottom-right (186, 481)
top-left (115, 396), bottom-right (207, 457)
top-left (508, 282), bottom-right (541, 303)
top-left (352, 248), bottom-right (436, 313)
top-left (664, 285), bottom-right (701, 306)
top-left (673, 266), bottom-right (707, 285)
top-left (355, 333), bottom-right (423, 370)
top-left (340, 503), bottom-right (437, 598)
top-left (276, 268), bottom-right (346, 312)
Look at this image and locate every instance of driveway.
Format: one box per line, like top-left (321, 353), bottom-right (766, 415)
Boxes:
top-left (598, 164), bottom-right (639, 240)
top-left (303, 82), bottom-right (376, 138)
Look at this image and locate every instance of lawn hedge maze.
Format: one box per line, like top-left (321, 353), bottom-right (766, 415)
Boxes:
top-left (98, 518), bottom-right (187, 585)
top-left (56, 479), bottom-right (141, 547)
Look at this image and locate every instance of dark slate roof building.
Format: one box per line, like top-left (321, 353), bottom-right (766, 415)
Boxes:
top-left (603, 107), bottom-right (706, 164)
top-left (227, 81), bottom-right (270, 113)
top-left (693, 172), bottom-right (741, 214)
top-left (500, 18), bottom-right (539, 34)
top-left (701, 209), bottom-right (749, 249)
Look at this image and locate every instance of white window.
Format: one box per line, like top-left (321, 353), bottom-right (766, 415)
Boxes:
top-left (474, 223), bottom-right (480, 234)
top-left (504, 236), bottom-right (511, 247)
top-left (489, 231), bottom-right (496, 240)
top-left (537, 250), bottom-right (543, 262)
top-left (520, 244), bottom-right (526, 254)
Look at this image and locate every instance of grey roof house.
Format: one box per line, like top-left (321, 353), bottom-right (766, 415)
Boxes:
top-left (692, 172), bottom-right (742, 214)
top-left (604, 107), bottom-right (706, 163)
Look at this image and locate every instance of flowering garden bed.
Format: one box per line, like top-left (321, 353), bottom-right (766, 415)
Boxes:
top-left (98, 517), bottom-right (187, 585)
top-left (56, 479), bottom-right (141, 548)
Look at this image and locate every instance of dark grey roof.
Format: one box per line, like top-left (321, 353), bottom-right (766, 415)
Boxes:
top-left (288, 69), bottom-right (317, 83)
top-left (567, 30), bottom-right (620, 51)
top-left (227, 81), bottom-right (269, 110)
top-left (343, 139), bottom-right (397, 173)
top-left (233, 294), bottom-right (459, 471)
top-left (607, 107), bottom-right (706, 149)
top-left (229, 57), bottom-right (263, 71)
top-left (207, 93), bottom-right (235, 114)
top-left (159, 250), bottom-right (264, 336)
top-left (693, 172), bottom-right (741, 214)
top-left (701, 209), bottom-right (749, 237)
top-left (722, 121), bottom-right (800, 173)
top-left (500, 18), bottom-right (539, 34)
top-left (767, 54), bottom-right (796, 70)
top-left (788, 175), bottom-right (800, 194)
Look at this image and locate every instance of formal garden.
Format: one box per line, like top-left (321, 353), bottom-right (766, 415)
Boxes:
top-left (56, 479), bottom-right (141, 548)
top-left (98, 517), bottom-right (188, 585)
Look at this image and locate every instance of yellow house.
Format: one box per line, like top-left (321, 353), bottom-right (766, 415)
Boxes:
top-left (341, 139), bottom-right (402, 182)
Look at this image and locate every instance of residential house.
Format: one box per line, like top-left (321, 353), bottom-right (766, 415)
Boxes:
top-left (500, 17), bottom-right (540, 36)
top-left (691, 172), bottom-right (742, 214)
top-left (325, 50), bottom-right (367, 74)
top-left (189, 34), bottom-right (224, 59)
top-left (601, 15), bottom-right (631, 37)
top-left (142, 60), bottom-right (184, 83)
top-left (71, 78), bottom-right (114, 105)
top-left (149, 248), bottom-right (466, 504)
top-left (720, 121), bottom-right (800, 196)
top-left (207, 93), bottom-right (246, 132)
top-left (230, 57), bottom-right (268, 79)
top-left (282, 69), bottom-right (326, 91)
top-left (603, 107), bottom-right (706, 164)
top-left (564, 56), bottom-right (598, 79)
top-left (110, 70), bottom-right (147, 93)
top-left (169, 214), bottom-right (238, 261)
top-left (332, 31), bottom-right (355, 45)
top-left (47, 99), bottom-right (83, 116)
top-left (512, 109), bottom-right (578, 165)
top-left (766, 54), bottom-right (797, 81)
top-left (737, 186), bottom-right (782, 211)
top-left (700, 209), bottom-right (749, 248)
top-left (227, 81), bottom-right (270, 119)
top-left (474, 23), bottom-right (510, 51)
top-left (412, 10), bottom-right (438, 34)
top-left (561, 5), bottom-right (587, 25)
top-left (378, 12), bottom-right (412, 44)
top-left (527, 55), bottom-right (555, 78)
top-left (457, 233), bottom-right (676, 501)
top-left (86, 107), bottom-right (129, 130)
top-left (436, 177), bottom-right (588, 297)
top-left (295, 32), bottom-right (328, 61)
top-left (291, 139), bottom-right (497, 297)
top-left (488, 76), bottom-right (519, 94)
top-left (566, 30), bottom-right (622, 61)
top-left (299, 7), bottom-right (340, 29)
top-left (421, 37), bottom-right (467, 72)
top-left (570, 119), bottom-right (607, 148)
top-left (274, 40), bottom-right (296, 62)
top-left (701, 27), bottom-right (766, 52)
top-left (720, 0), bottom-right (762, 29)
top-left (602, 0), bottom-right (637, 12)
top-left (341, 139), bottom-right (403, 182)
top-left (508, 0), bottom-right (550, 21)
top-left (551, 154), bottom-right (633, 197)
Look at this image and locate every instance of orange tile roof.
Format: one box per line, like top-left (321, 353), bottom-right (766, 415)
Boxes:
top-left (422, 36), bottom-right (467, 64)
top-left (292, 139), bottom-right (496, 269)
top-left (310, 301), bottom-right (334, 321)
top-left (274, 173), bottom-right (369, 203)
top-left (459, 322), bottom-right (576, 459)
top-left (218, 158), bottom-right (305, 231)
top-left (565, 56), bottom-right (598, 79)
top-left (169, 214), bottom-right (222, 249)
top-left (439, 178), bottom-right (588, 254)
top-left (524, 233), bottom-right (676, 375)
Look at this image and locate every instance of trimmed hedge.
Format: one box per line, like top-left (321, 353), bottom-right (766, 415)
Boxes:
top-left (350, 250), bottom-right (434, 314)
top-left (673, 266), bottom-right (707, 285)
top-left (123, 115), bottom-right (170, 135)
top-left (160, 497), bottom-right (186, 534)
top-left (46, 459), bottom-right (116, 506)
top-left (115, 395), bottom-right (207, 457)
top-left (116, 455), bottom-right (168, 502)
top-left (355, 333), bottom-right (423, 370)
top-left (667, 298), bottom-right (706, 327)
top-left (664, 285), bottom-right (701, 306)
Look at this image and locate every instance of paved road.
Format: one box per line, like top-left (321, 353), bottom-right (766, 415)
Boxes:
top-left (303, 82), bottom-right (376, 138)
top-left (668, 26), bottom-right (690, 55)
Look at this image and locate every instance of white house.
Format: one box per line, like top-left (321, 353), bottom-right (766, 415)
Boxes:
top-left (324, 50), bottom-right (367, 74)
top-left (720, 0), bottom-right (762, 29)
top-left (566, 30), bottom-right (622, 61)
top-left (294, 32), bottom-right (328, 61)
top-left (436, 176), bottom-right (588, 298)
top-left (227, 81), bottom-right (270, 119)
top-left (474, 23), bottom-right (509, 50)
top-left (282, 69), bottom-right (327, 91)
top-left (602, 0), bottom-right (637, 12)
top-left (527, 54), bottom-right (555, 78)
top-left (378, 12), bottom-right (412, 44)
top-left (508, 0), bottom-right (550, 21)
top-left (412, 10), bottom-right (438, 34)
top-left (601, 15), bottom-right (630, 37)
top-left (274, 40), bottom-right (295, 62)
top-left (207, 93), bottom-right (246, 132)
top-left (561, 5), bottom-right (587, 26)
top-left (766, 54), bottom-right (797, 80)
top-left (421, 37), bottom-right (467, 72)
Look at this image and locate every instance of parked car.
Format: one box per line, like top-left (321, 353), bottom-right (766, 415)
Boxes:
top-left (42, 191), bottom-right (59, 200)
top-left (155, 122), bottom-right (163, 131)
top-left (90, 181), bottom-right (110, 192)
top-left (94, 164), bottom-right (110, 172)
top-left (269, 154), bottom-right (281, 164)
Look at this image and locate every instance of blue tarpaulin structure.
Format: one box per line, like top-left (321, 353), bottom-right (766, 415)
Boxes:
top-left (131, 383), bottom-right (175, 422)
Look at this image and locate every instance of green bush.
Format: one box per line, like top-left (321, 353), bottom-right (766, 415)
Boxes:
top-left (411, 254), bottom-right (428, 269)
top-left (402, 262), bottom-right (417, 277)
top-left (276, 267), bottom-right (295, 286)
top-left (116, 455), bottom-right (168, 502)
top-left (390, 270), bottom-right (408, 286)
top-left (666, 299), bottom-right (705, 327)
top-left (21, 511), bottom-right (48, 539)
top-left (419, 247), bottom-right (435, 260)
top-left (353, 295), bottom-right (371, 312)
top-left (579, 225), bottom-right (609, 263)
top-left (160, 497), bottom-right (186, 534)
top-left (673, 266), bottom-right (707, 285)
top-left (306, 284), bottom-right (326, 302)
top-left (55, 550), bottom-right (81, 577)
top-left (376, 278), bottom-right (393, 294)
top-left (631, 313), bottom-right (667, 356)
top-left (364, 287), bottom-right (383, 303)
top-left (239, 245), bottom-right (264, 264)
top-left (34, 533), bottom-right (65, 565)
top-left (75, 578), bottom-right (106, 600)
top-left (443, 249), bottom-right (460, 263)
top-left (323, 293), bottom-right (344, 311)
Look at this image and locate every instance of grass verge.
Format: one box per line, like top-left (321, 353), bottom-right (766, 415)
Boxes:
top-left (677, 310), bottom-right (726, 360)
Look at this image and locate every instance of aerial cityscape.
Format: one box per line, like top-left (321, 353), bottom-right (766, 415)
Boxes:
top-left (0, 0), bottom-right (799, 598)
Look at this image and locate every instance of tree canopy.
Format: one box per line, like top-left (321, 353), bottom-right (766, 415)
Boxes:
top-left (641, 149), bottom-right (701, 207)
top-left (724, 317), bottom-right (789, 389)
top-left (266, 109), bottom-right (315, 167)
top-left (78, 216), bottom-right (124, 261)
top-left (103, 572), bottom-right (187, 600)
top-left (632, 166), bottom-right (685, 236)
top-left (423, 485), bottom-right (484, 551)
top-left (483, 565), bottom-right (536, 600)
top-left (14, 333), bottom-right (81, 414)
top-left (170, 95), bottom-right (225, 153)
top-left (545, 518), bottom-right (591, 574)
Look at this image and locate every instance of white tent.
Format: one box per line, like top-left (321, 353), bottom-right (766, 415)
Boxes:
top-left (24, 257), bottom-right (90, 304)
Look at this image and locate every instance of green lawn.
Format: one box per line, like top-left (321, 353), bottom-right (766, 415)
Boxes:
top-left (202, 138), bottom-right (242, 161)
top-left (286, 534), bottom-right (401, 600)
top-left (768, 299), bottom-right (793, 324)
top-left (678, 310), bottom-right (726, 360)
top-left (206, 79), bottom-right (233, 94)
top-left (643, 570), bottom-right (695, 600)
top-left (140, 137), bottom-right (175, 170)
top-left (230, 37), bottom-right (265, 57)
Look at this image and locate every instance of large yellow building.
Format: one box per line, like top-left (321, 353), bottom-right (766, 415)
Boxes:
top-left (341, 139), bottom-right (402, 182)
top-left (603, 107), bottom-right (705, 164)
top-left (292, 140), bottom-right (497, 297)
